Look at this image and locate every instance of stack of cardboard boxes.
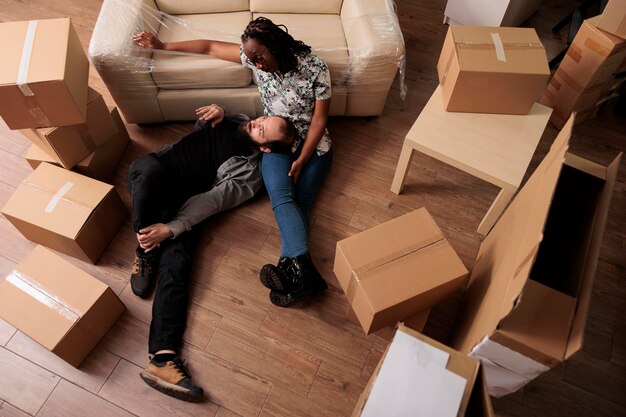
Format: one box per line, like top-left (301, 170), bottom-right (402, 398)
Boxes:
top-left (541, 2), bottom-right (626, 128)
top-left (0, 17), bottom-right (128, 264)
top-left (0, 18), bottom-right (127, 367)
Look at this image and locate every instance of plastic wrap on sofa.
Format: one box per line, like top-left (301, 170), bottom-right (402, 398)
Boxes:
top-left (88, 0), bottom-right (406, 123)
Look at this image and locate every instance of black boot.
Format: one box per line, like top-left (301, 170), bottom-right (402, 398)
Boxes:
top-left (130, 247), bottom-right (158, 298)
top-left (259, 257), bottom-right (293, 291)
top-left (269, 253), bottom-right (328, 307)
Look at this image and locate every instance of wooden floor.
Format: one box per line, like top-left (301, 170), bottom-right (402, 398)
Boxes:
top-left (0, 0), bottom-right (624, 416)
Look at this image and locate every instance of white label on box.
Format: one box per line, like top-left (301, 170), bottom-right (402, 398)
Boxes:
top-left (361, 330), bottom-right (467, 417)
top-left (476, 356), bottom-right (530, 398)
top-left (469, 336), bottom-right (549, 379)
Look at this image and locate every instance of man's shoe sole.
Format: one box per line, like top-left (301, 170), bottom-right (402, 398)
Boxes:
top-left (139, 371), bottom-right (203, 402)
top-left (259, 264), bottom-right (285, 291)
top-left (269, 280), bottom-right (328, 307)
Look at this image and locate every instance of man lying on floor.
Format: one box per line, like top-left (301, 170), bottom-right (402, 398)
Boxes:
top-left (127, 104), bottom-right (295, 402)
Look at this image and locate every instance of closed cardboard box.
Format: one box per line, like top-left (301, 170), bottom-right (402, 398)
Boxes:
top-left (0, 246), bottom-right (125, 367)
top-left (23, 107), bottom-right (130, 182)
top-left (437, 26), bottom-right (550, 114)
top-left (541, 17), bottom-right (626, 128)
top-left (334, 208), bottom-right (468, 335)
top-left (1, 163), bottom-right (127, 263)
top-left (19, 88), bottom-right (119, 169)
top-left (452, 115), bottom-right (622, 397)
top-left (598, 0), bottom-right (626, 38)
top-left (0, 18), bottom-right (89, 129)
top-left (352, 324), bottom-right (493, 417)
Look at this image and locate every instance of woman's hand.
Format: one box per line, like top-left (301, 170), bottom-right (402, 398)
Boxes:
top-left (137, 223), bottom-right (173, 253)
top-left (288, 157), bottom-right (307, 184)
top-left (195, 104), bottom-right (225, 127)
top-left (132, 31), bottom-right (164, 50)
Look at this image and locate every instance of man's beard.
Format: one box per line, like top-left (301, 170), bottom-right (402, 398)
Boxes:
top-left (235, 122), bottom-right (259, 150)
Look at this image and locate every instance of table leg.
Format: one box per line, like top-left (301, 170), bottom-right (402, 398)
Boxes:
top-left (477, 187), bottom-right (515, 235)
top-left (391, 144), bottom-right (415, 194)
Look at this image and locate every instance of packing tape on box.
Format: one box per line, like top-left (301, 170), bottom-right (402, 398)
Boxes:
top-left (16, 20), bottom-right (52, 126)
top-left (5, 271), bottom-right (81, 322)
top-left (45, 181), bottom-right (75, 213)
top-left (74, 124), bottom-right (98, 150)
top-left (490, 33), bottom-right (507, 62)
top-left (456, 41), bottom-right (544, 54)
top-left (344, 238), bottom-right (447, 305)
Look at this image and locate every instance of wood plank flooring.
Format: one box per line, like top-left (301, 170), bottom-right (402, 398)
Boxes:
top-left (0, 0), bottom-right (624, 416)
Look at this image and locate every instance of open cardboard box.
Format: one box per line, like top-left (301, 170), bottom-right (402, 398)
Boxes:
top-left (0, 245), bottom-right (125, 367)
top-left (353, 323), bottom-right (493, 417)
top-left (452, 115), bottom-right (622, 397)
top-left (334, 208), bottom-right (468, 335)
top-left (1, 163), bottom-right (127, 263)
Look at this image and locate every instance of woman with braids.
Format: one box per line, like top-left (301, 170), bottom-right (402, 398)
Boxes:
top-left (134, 17), bottom-right (332, 307)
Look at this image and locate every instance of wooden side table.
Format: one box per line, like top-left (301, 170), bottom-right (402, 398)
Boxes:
top-left (391, 86), bottom-right (552, 235)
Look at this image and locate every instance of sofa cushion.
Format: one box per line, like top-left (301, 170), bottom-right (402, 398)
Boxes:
top-left (250, 0), bottom-right (342, 14)
top-left (254, 13), bottom-right (349, 85)
top-left (152, 12), bottom-right (253, 89)
top-left (155, 0), bottom-right (249, 15)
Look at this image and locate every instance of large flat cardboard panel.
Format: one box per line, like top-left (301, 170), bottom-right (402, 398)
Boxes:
top-left (0, 246), bottom-right (125, 366)
top-left (0, 18), bottom-right (89, 129)
top-left (1, 163), bottom-right (127, 263)
top-left (334, 208), bottom-right (468, 334)
top-left (437, 26), bottom-right (550, 114)
top-left (598, 0), bottom-right (626, 38)
top-left (451, 115), bottom-right (572, 355)
top-left (352, 324), bottom-right (486, 417)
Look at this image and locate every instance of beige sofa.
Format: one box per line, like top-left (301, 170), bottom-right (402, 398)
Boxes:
top-left (89, 0), bottom-right (406, 124)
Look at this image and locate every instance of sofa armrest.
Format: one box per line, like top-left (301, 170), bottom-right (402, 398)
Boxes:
top-left (89, 0), bottom-right (164, 123)
top-left (340, 0), bottom-right (406, 111)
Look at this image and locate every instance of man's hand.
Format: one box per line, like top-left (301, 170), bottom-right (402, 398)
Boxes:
top-left (137, 223), bottom-right (173, 253)
top-left (132, 31), bottom-right (164, 49)
top-left (288, 158), bottom-right (306, 184)
top-left (195, 104), bottom-right (225, 127)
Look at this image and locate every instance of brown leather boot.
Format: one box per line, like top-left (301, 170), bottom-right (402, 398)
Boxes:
top-left (140, 356), bottom-right (204, 402)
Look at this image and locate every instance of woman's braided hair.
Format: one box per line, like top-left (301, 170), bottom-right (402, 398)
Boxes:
top-left (242, 17), bottom-right (311, 73)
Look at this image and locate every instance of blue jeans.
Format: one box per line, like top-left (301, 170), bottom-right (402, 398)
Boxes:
top-left (262, 145), bottom-right (332, 258)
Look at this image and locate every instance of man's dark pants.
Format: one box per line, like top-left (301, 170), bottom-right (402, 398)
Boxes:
top-left (127, 153), bottom-right (203, 354)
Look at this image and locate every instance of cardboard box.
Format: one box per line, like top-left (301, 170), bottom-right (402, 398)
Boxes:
top-left (541, 17), bottom-right (626, 128)
top-left (18, 88), bottom-right (119, 169)
top-left (437, 26), bottom-right (550, 114)
top-left (0, 18), bottom-right (89, 130)
top-left (452, 115), bottom-right (622, 397)
top-left (23, 107), bottom-right (130, 182)
top-left (352, 324), bottom-right (493, 417)
top-left (1, 163), bottom-right (127, 263)
top-left (0, 246), bottom-right (124, 367)
top-left (598, 0), bottom-right (626, 38)
top-left (334, 208), bottom-right (468, 335)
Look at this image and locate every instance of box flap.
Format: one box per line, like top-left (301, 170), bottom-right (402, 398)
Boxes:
top-left (451, 26), bottom-right (549, 75)
top-left (452, 115), bottom-right (574, 354)
top-left (565, 152), bottom-right (622, 358)
top-left (1, 163), bottom-right (114, 238)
